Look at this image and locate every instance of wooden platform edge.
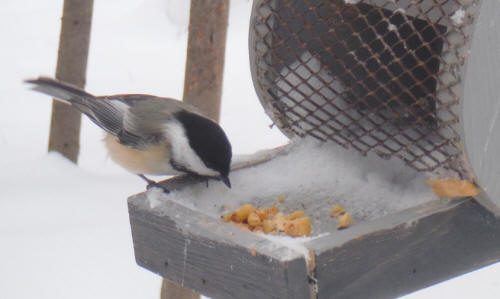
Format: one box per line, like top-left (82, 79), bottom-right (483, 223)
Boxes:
top-left (129, 173), bottom-right (500, 299)
top-left (128, 194), bottom-right (312, 299)
top-left (309, 198), bottom-right (500, 299)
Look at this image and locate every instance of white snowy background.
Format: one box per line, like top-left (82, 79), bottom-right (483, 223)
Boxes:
top-left (1, 0), bottom-right (499, 298)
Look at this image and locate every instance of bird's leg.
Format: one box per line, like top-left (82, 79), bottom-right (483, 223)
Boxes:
top-left (138, 174), bottom-right (170, 193)
top-left (206, 178), bottom-right (209, 188)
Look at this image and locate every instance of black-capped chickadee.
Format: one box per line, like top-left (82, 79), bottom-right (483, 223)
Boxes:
top-left (26, 77), bottom-right (232, 192)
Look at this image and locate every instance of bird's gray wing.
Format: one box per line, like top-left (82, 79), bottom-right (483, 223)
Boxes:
top-left (77, 98), bottom-right (126, 135)
top-left (102, 95), bottom-right (192, 148)
top-left (26, 78), bottom-right (198, 148)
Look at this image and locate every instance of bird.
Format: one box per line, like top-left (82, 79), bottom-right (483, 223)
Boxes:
top-left (25, 77), bottom-right (232, 193)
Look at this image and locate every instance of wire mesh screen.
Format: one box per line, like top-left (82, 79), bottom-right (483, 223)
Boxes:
top-left (249, 0), bottom-right (480, 176)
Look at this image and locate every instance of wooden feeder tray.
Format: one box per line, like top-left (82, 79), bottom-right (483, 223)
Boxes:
top-left (129, 159), bottom-right (500, 299)
top-left (128, 0), bottom-right (500, 298)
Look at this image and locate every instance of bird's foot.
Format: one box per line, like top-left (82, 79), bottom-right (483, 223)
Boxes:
top-left (138, 174), bottom-right (170, 194)
top-left (146, 182), bottom-right (170, 194)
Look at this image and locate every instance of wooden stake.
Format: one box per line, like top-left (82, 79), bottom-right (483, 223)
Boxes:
top-left (182, 0), bottom-right (229, 122)
top-left (48, 0), bottom-right (93, 163)
top-left (161, 280), bottom-right (199, 299)
top-left (162, 1), bottom-right (229, 298)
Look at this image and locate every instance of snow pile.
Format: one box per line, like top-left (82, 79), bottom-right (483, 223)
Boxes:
top-left (0, 153), bottom-right (159, 299)
top-left (451, 8), bottom-right (465, 26)
top-left (259, 233), bottom-right (328, 261)
top-left (153, 138), bottom-right (436, 235)
top-left (146, 187), bottom-right (166, 209)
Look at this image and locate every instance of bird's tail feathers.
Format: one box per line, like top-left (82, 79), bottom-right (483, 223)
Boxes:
top-left (26, 77), bottom-right (124, 135)
top-left (25, 77), bottom-right (95, 105)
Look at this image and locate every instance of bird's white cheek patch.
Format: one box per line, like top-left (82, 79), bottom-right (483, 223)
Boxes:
top-left (164, 121), bottom-right (219, 176)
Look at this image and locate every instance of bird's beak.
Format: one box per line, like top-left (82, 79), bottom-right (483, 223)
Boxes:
top-left (220, 175), bottom-right (231, 188)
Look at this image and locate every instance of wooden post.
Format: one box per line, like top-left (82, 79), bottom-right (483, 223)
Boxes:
top-left (161, 0), bottom-right (229, 298)
top-left (182, 0), bottom-right (229, 122)
top-left (48, 0), bottom-right (93, 163)
top-left (161, 280), bottom-right (199, 299)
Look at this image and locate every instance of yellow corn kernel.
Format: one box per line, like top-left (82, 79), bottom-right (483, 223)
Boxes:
top-left (247, 212), bottom-right (262, 227)
top-left (284, 217), bottom-right (312, 237)
top-left (222, 212), bottom-right (233, 222)
top-left (233, 204), bottom-right (256, 223)
top-left (262, 219), bottom-right (276, 233)
top-left (285, 210), bottom-right (305, 220)
top-left (330, 204), bottom-right (345, 218)
top-left (427, 179), bottom-right (480, 198)
top-left (255, 208), bottom-right (268, 220)
top-left (337, 212), bottom-right (353, 230)
top-left (264, 206), bottom-right (279, 218)
top-left (274, 212), bottom-right (287, 231)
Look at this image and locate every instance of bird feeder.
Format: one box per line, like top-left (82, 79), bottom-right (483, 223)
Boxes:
top-left (128, 1), bottom-right (500, 298)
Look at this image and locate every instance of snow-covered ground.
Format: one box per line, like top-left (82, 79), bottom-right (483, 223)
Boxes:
top-left (1, 0), bottom-right (499, 298)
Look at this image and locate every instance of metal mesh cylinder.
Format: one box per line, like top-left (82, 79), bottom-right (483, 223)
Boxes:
top-left (249, 0), bottom-right (480, 176)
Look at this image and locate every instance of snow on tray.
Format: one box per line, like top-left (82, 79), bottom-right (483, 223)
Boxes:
top-left (451, 8), bottom-right (465, 26)
top-left (146, 138), bottom-right (437, 238)
top-left (258, 233), bottom-right (329, 261)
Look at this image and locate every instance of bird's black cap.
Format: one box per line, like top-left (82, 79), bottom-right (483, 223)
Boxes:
top-left (175, 110), bottom-right (232, 188)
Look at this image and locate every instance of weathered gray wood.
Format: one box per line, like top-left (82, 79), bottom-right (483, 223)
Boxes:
top-left (129, 194), bottom-right (311, 299)
top-left (49, 0), bottom-right (93, 162)
top-left (129, 172), bottom-right (500, 299)
top-left (310, 198), bottom-right (500, 299)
